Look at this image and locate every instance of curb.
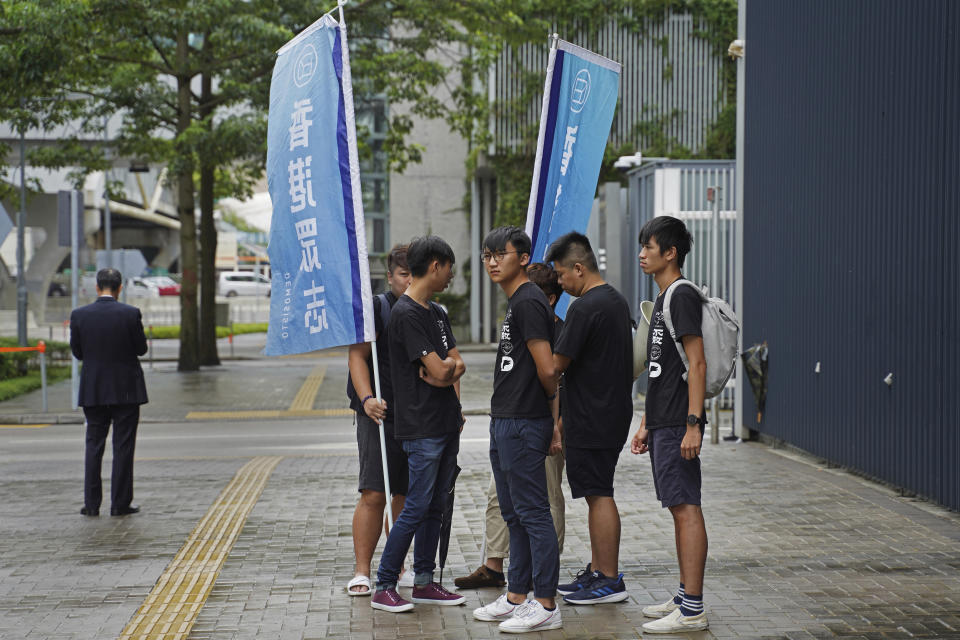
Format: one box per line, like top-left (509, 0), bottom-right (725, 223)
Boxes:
top-left (3, 413), bottom-right (84, 424)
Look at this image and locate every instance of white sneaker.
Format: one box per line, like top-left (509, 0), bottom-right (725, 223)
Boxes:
top-left (498, 600), bottom-right (562, 633)
top-left (473, 594), bottom-right (522, 621)
top-left (641, 608), bottom-right (708, 633)
top-left (397, 569), bottom-right (414, 588)
top-left (642, 597), bottom-right (679, 618)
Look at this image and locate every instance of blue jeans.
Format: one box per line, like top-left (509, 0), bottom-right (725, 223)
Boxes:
top-left (490, 417), bottom-right (559, 598)
top-left (376, 432), bottom-right (460, 589)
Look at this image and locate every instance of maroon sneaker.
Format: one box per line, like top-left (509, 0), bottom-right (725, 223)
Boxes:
top-left (412, 582), bottom-right (466, 606)
top-left (371, 588), bottom-right (414, 612)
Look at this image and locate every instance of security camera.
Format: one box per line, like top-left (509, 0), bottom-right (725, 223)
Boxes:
top-left (613, 152), bottom-right (643, 171)
top-left (728, 39), bottom-right (745, 59)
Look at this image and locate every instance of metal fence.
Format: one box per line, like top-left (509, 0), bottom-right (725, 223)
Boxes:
top-left (491, 11), bottom-right (727, 154)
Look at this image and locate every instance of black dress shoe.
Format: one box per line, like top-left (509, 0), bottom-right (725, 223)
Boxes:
top-left (80, 506), bottom-right (99, 516)
top-left (110, 505), bottom-right (140, 516)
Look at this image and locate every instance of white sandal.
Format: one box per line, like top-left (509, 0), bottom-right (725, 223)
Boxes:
top-left (347, 574), bottom-right (372, 596)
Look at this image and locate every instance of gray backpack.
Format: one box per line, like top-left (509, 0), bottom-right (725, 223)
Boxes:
top-left (662, 279), bottom-right (741, 398)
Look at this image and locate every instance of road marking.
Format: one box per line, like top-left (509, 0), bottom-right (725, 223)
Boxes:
top-left (184, 408), bottom-right (351, 420)
top-left (0, 424), bottom-right (51, 429)
top-left (119, 455), bottom-right (282, 640)
top-left (287, 364), bottom-right (326, 412)
top-left (186, 410), bottom-right (281, 420)
top-left (185, 364), bottom-right (340, 420)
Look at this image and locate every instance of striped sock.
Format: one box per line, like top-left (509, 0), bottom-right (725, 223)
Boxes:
top-left (680, 592), bottom-right (704, 617)
top-left (673, 583), bottom-right (685, 605)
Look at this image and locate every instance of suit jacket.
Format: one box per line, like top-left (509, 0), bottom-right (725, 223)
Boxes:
top-left (70, 297), bottom-right (149, 407)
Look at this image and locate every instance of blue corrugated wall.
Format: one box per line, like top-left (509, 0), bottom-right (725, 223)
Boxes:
top-left (742, 0), bottom-right (960, 510)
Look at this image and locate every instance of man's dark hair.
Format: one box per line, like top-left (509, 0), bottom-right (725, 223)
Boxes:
top-left (406, 236), bottom-right (455, 277)
top-left (544, 231), bottom-right (598, 272)
top-left (387, 244), bottom-right (409, 273)
top-left (526, 263), bottom-right (562, 307)
top-left (96, 268), bottom-right (123, 293)
top-left (639, 215), bottom-right (694, 268)
top-left (482, 226), bottom-right (531, 257)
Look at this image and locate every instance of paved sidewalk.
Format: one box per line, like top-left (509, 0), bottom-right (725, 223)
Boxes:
top-left (0, 336), bottom-right (496, 423)
top-left (1, 345), bottom-right (959, 639)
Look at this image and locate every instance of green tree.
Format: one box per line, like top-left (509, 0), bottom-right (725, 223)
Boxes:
top-left (1, 0), bottom-right (737, 367)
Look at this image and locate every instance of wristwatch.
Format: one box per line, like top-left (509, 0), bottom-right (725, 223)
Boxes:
top-left (686, 414), bottom-right (702, 427)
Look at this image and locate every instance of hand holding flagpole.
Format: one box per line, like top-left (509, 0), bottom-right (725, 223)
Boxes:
top-left (370, 339), bottom-right (393, 527)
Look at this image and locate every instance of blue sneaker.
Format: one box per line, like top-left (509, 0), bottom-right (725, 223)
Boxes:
top-left (556, 563), bottom-right (594, 595)
top-left (562, 571), bottom-right (628, 604)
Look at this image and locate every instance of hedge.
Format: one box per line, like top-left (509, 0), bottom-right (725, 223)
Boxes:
top-left (146, 323), bottom-right (269, 340)
top-left (0, 338), bottom-right (72, 382)
top-left (0, 366), bottom-right (71, 403)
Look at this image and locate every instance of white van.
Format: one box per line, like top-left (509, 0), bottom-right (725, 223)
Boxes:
top-left (217, 271), bottom-right (271, 297)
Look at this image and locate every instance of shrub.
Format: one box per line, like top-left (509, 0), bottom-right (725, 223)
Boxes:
top-left (0, 338), bottom-right (71, 382)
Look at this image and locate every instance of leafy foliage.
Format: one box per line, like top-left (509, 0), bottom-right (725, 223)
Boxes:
top-left (146, 322), bottom-right (269, 340)
top-left (0, 338), bottom-right (71, 381)
top-left (0, 367), bottom-right (71, 403)
top-left (483, 0), bottom-right (738, 228)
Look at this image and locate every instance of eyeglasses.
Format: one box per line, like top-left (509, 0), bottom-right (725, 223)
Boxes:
top-left (481, 250), bottom-right (523, 264)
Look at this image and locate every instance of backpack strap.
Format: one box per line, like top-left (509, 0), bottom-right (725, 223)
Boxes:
top-left (661, 279), bottom-right (705, 379)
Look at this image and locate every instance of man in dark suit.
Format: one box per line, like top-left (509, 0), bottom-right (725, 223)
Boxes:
top-left (70, 268), bottom-right (149, 517)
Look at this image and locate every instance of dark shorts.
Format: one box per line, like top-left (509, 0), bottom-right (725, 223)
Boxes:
top-left (357, 412), bottom-right (408, 496)
top-left (565, 445), bottom-right (621, 499)
top-left (649, 426), bottom-right (702, 508)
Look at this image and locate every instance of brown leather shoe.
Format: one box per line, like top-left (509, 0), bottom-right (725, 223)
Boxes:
top-left (453, 564), bottom-right (506, 589)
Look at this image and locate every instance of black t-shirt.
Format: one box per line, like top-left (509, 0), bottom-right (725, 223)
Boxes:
top-left (347, 293), bottom-right (396, 422)
top-left (554, 284), bottom-right (633, 449)
top-left (387, 294), bottom-right (462, 440)
top-left (492, 282), bottom-right (555, 419)
top-left (553, 317), bottom-right (564, 342)
top-left (644, 284), bottom-right (703, 429)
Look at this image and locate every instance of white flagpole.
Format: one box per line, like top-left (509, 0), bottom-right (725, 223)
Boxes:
top-left (370, 338), bottom-right (394, 528)
top-left (334, 0), bottom-right (391, 530)
top-left (524, 32), bottom-right (559, 251)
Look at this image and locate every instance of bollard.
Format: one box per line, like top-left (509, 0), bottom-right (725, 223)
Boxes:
top-left (38, 341), bottom-right (47, 413)
top-left (230, 325), bottom-right (234, 359)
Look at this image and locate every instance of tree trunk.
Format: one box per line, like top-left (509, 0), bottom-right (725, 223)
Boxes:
top-left (176, 30), bottom-right (199, 372)
top-left (198, 70), bottom-right (220, 366)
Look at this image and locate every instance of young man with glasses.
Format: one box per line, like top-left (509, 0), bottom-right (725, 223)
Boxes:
top-left (470, 226), bottom-right (563, 633)
top-left (455, 262), bottom-right (566, 593)
top-left (371, 236), bottom-right (467, 613)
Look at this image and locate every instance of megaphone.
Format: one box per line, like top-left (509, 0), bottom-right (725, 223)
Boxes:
top-left (633, 300), bottom-right (655, 379)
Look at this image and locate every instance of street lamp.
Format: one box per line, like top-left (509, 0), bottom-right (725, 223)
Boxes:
top-left (17, 101), bottom-right (27, 346)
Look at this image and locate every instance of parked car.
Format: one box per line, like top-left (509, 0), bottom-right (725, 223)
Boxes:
top-left (47, 281), bottom-right (67, 297)
top-left (217, 271), bottom-right (271, 297)
top-left (141, 276), bottom-right (181, 296)
top-left (126, 277), bottom-right (160, 298)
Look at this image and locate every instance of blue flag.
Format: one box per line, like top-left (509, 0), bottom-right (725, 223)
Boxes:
top-left (264, 14), bottom-right (374, 355)
top-left (525, 39), bottom-right (621, 318)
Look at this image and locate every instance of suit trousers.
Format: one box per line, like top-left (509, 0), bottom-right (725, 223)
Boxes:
top-left (83, 404), bottom-right (139, 511)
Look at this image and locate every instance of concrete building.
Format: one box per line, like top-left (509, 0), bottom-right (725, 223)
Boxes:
top-left (0, 117), bottom-right (180, 327)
